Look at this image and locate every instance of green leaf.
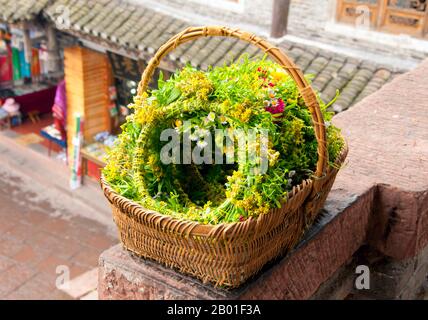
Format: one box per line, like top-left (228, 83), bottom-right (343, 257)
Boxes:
top-left (166, 87), bottom-right (182, 105)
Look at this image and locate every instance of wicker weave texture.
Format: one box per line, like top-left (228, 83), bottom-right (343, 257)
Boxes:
top-left (101, 26), bottom-right (348, 288)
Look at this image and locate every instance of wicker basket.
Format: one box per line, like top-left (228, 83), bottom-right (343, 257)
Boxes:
top-left (101, 26), bottom-right (348, 288)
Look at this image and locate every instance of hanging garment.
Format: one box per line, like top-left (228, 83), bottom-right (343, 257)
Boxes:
top-left (52, 80), bottom-right (67, 140)
top-left (11, 47), bottom-right (21, 80)
top-left (39, 45), bottom-right (48, 74)
top-left (31, 48), bottom-right (40, 77)
top-left (18, 49), bottom-right (31, 78)
top-left (0, 45), bottom-right (12, 82)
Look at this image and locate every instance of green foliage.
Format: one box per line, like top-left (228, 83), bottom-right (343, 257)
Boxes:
top-left (103, 55), bottom-right (345, 224)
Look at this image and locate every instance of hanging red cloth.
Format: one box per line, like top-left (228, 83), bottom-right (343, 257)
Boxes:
top-left (0, 44), bottom-right (12, 83)
top-left (31, 47), bottom-right (40, 77)
top-left (52, 80), bottom-right (67, 141)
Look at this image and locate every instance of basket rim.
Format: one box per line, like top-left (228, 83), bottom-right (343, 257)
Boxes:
top-left (101, 141), bottom-right (348, 237)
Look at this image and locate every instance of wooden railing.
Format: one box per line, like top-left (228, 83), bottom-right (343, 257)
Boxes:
top-left (336, 0), bottom-right (428, 37)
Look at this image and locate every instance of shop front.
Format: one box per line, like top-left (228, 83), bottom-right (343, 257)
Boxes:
top-left (0, 22), bottom-right (65, 159)
top-left (1, 18), bottom-right (172, 189)
top-left (78, 51), bottom-right (143, 183)
top-left (0, 23), bottom-right (60, 109)
top-left (70, 47), bottom-right (171, 185)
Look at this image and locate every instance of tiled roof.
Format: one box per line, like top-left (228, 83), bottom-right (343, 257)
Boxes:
top-left (0, 0), bottom-right (51, 24)
top-left (278, 42), bottom-right (397, 112)
top-left (5, 0), bottom-right (401, 112)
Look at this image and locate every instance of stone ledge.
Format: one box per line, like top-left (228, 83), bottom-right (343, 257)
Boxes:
top-left (98, 59), bottom-right (428, 300)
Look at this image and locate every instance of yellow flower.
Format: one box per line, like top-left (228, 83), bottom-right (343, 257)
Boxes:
top-left (271, 70), bottom-right (287, 82)
top-left (255, 206), bottom-right (269, 216)
top-left (176, 69), bottom-right (213, 100)
top-left (231, 102), bottom-right (252, 123)
top-left (148, 155), bottom-right (157, 166)
top-left (268, 149), bottom-right (280, 167)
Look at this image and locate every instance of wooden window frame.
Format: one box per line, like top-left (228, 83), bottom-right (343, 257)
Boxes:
top-left (336, 0), bottom-right (428, 38)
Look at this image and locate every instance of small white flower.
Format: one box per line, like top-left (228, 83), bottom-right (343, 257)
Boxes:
top-left (197, 128), bottom-right (210, 138)
top-left (189, 133), bottom-right (199, 141)
top-left (197, 140), bottom-right (208, 148)
top-left (206, 112), bottom-right (215, 122)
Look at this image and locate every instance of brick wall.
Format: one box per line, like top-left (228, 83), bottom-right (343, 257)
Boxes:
top-left (288, 0), bottom-right (332, 33)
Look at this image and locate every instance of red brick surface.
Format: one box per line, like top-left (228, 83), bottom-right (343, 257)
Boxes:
top-left (0, 170), bottom-right (117, 299)
top-left (98, 60), bottom-right (428, 300)
top-left (332, 60), bottom-right (428, 259)
top-left (333, 61), bottom-right (428, 193)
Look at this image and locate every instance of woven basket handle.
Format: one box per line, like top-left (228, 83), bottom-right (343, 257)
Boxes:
top-left (137, 26), bottom-right (328, 178)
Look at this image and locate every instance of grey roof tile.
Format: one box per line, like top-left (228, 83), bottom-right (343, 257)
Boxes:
top-left (168, 40), bottom-right (194, 62)
top-left (89, 2), bottom-right (121, 37)
top-left (279, 41), bottom-right (293, 51)
top-left (286, 46), bottom-right (305, 62)
top-left (242, 44), bottom-right (264, 59)
top-left (332, 67), bottom-right (375, 112)
top-left (188, 37), bottom-right (224, 67)
top-left (0, 0), bottom-right (51, 23)
top-left (72, 2), bottom-right (106, 31)
top-left (321, 61), bottom-right (359, 104)
top-left (354, 68), bottom-right (392, 104)
top-left (117, 9), bottom-right (151, 47)
top-left (215, 40), bottom-right (249, 66)
top-left (305, 56), bottom-right (329, 77)
top-left (312, 57), bottom-right (346, 92)
top-left (110, 10), bottom-right (145, 44)
top-left (147, 20), bottom-right (188, 54)
top-left (201, 38), bottom-right (239, 70)
top-left (175, 38), bottom-right (211, 65)
top-left (100, 5), bottom-right (132, 40)
top-left (296, 50), bottom-right (318, 73)
top-left (134, 12), bottom-right (167, 50)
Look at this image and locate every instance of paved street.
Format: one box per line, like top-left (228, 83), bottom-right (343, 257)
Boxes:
top-left (0, 166), bottom-right (117, 299)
